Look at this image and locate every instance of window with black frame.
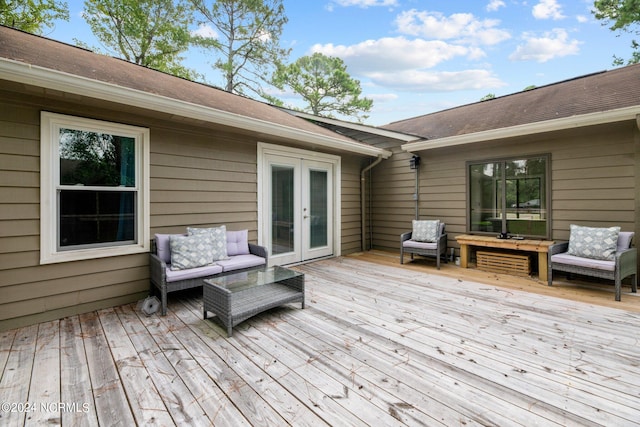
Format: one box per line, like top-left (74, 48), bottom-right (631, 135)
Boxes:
top-left (468, 155), bottom-right (549, 239)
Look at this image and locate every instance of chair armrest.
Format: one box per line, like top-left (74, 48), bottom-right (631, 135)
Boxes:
top-left (400, 231), bottom-right (412, 242)
top-left (437, 232), bottom-right (448, 249)
top-left (249, 243), bottom-right (269, 262)
top-left (149, 253), bottom-right (167, 287)
top-left (548, 241), bottom-right (569, 256)
top-left (617, 247), bottom-right (637, 279)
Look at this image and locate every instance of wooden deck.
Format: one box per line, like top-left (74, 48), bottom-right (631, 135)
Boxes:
top-left (1, 254), bottom-right (639, 426)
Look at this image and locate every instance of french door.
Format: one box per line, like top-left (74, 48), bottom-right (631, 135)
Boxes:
top-left (260, 146), bottom-right (337, 265)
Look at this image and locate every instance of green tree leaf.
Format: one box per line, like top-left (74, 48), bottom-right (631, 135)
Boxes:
top-left (81, 0), bottom-right (201, 80)
top-left (0, 0), bottom-right (69, 34)
top-left (593, 0), bottom-right (640, 65)
top-left (272, 52), bottom-right (373, 122)
top-left (192, 0), bottom-right (290, 96)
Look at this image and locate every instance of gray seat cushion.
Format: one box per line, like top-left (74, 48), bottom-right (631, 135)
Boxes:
top-left (403, 240), bottom-right (438, 250)
top-left (551, 253), bottom-right (615, 272)
top-left (216, 254), bottom-right (266, 272)
top-left (165, 264), bottom-right (223, 282)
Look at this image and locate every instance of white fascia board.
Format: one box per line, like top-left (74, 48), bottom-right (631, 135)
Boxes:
top-left (402, 106), bottom-right (640, 152)
top-left (0, 58), bottom-right (391, 158)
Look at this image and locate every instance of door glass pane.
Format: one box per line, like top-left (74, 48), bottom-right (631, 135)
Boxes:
top-left (505, 158), bottom-right (547, 237)
top-left (469, 162), bottom-right (503, 234)
top-left (309, 169), bottom-right (328, 248)
top-left (271, 165), bottom-right (294, 255)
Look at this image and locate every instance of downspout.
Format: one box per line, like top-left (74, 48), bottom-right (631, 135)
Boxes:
top-left (361, 156), bottom-right (384, 251)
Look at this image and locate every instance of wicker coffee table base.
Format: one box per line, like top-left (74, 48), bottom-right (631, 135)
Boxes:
top-left (204, 272), bottom-right (305, 337)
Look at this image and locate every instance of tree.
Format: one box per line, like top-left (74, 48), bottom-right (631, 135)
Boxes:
top-left (272, 52), bottom-right (373, 122)
top-left (593, 0), bottom-right (640, 65)
top-left (191, 0), bottom-right (290, 96)
top-left (480, 93), bottom-right (496, 101)
top-left (0, 0), bottom-right (69, 34)
top-left (81, 0), bottom-right (201, 79)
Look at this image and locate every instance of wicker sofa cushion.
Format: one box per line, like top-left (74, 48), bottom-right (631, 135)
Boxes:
top-left (403, 240), bottom-right (438, 250)
top-left (216, 254), bottom-right (266, 272)
top-left (165, 264), bottom-right (223, 282)
top-left (617, 231), bottom-right (634, 251)
top-left (550, 253), bottom-right (616, 272)
top-left (155, 233), bottom-right (186, 263)
top-left (567, 225), bottom-right (620, 261)
top-left (169, 234), bottom-right (216, 270)
top-left (226, 230), bottom-right (250, 256)
top-left (412, 220), bottom-right (440, 242)
top-left (187, 226), bottom-right (229, 261)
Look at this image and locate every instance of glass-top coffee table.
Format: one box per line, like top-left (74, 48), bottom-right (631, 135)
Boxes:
top-left (203, 266), bottom-right (305, 337)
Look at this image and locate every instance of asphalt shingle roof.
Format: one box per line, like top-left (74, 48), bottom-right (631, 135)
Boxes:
top-left (0, 25), bottom-right (365, 146)
top-left (383, 65), bottom-right (640, 140)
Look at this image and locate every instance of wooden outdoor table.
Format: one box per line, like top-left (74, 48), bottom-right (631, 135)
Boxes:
top-left (455, 234), bottom-right (554, 281)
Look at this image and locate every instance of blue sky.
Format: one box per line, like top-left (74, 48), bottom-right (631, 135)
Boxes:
top-left (49, 0), bottom-right (636, 125)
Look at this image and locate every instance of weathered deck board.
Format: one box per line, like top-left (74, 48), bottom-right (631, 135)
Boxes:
top-left (25, 321), bottom-right (60, 426)
top-left (1, 255), bottom-right (639, 426)
top-left (59, 316), bottom-right (99, 427)
top-left (297, 258), bottom-right (636, 425)
top-left (97, 307), bottom-right (175, 426)
top-left (0, 325), bottom-right (38, 427)
top-left (157, 304), bottom-right (288, 426)
top-left (79, 311), bottom-right (136, 427)
top-left (114, 304), bottom-right (213, 426)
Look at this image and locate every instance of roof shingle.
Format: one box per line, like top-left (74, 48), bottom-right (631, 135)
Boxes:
top-left (383, 66), bottom-right (640, 139)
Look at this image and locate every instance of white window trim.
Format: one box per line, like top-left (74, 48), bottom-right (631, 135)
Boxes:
top-left (40, 112), bottom-right (150, 264)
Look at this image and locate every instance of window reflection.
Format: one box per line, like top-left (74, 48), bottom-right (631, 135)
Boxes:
top-left (469, 156), bottom-right (548, 238)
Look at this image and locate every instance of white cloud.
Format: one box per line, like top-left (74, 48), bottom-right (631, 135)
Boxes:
top-left (532, 0), bottom-right (565, 20)
top-left (395, 9), bottom-right (511, 45)
top-left (368, 93), bottom-right (399, 103)
top-left (311, 37), bottom-right (471, 72)
top-left (364, 69), bottom-right (506, 92)
top-left (509, 28), bottom-right (580, 62)
top-left (576, 15), bottom-right (589, 23)
top-left (487, 0), bottom-right (506, 12)
top-left (192, 24), bottom-right (218, 39)
top-left (329, 0), bottom-right (398, 9)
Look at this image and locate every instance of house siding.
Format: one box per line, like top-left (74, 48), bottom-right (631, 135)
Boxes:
top-left (0, 88), bottom-right (367, 330)
top-left (371, 122), bottom-right (638, 254)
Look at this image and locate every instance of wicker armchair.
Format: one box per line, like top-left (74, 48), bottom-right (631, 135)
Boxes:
top-left (400, 222), bottom-right (447, 269)
top-left (547, 230), bottom-right (637, 301)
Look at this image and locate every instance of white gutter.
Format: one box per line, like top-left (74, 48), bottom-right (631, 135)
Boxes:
top-left (402, 105), bottom-right (640, 152)
top-left (0, 58), bottom-right (391, 159)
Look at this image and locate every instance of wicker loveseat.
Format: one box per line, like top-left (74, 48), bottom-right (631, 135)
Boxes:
top-left (150, 227), bottom-right (268, 315)
top-left (400, 220), bottom-right (447, 269)
top-left (547, 225), bottom-right (637, 301)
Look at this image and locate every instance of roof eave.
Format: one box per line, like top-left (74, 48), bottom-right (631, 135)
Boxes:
top-left (281, 108), bottom-right (421, 143)
top-left (402, 106), bottom-right (640, 152)
top-left (0, 58), bottom-right (391, 159)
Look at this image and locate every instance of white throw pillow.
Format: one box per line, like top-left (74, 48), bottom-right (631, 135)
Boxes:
top-left (412, 220), bottom-right (440, 243)
top-left (187, 226), bottom-right (229, 261)
top-left (567, 224), bottom-right (620, 261)
top-left (169, 234), bottom-right (215, 271)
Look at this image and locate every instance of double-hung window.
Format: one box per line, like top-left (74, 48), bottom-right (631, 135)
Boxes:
top-left (41, 112), bottom-right (149, 263)
top-left (468, 155), bottom-right (550, 239)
